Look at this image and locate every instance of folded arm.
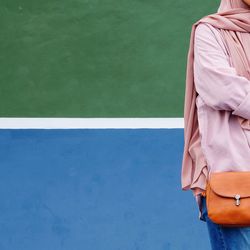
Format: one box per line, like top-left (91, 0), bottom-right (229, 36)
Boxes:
top-left (193, 23), bottom-right (250, 120)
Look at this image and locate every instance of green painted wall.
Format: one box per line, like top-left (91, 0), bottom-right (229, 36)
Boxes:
top-left (0, 0), bottom-right (220, 117)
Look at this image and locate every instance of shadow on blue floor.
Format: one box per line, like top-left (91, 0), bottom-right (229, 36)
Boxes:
top-left (0, 129), bottom-right (210, 250)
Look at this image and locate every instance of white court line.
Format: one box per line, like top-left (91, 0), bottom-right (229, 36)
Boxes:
top-left (0, 118), bottom-right (184, 129)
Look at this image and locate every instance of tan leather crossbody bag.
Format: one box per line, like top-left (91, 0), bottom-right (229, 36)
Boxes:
top-left (205, 171), bottom-right (250, 227)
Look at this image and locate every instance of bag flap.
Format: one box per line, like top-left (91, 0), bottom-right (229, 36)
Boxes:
top-left (209, 171), bottom-right (250, 198)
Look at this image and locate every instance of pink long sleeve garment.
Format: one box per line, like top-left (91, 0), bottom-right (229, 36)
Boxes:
top-left (192, 22), bottom-right (250, 220)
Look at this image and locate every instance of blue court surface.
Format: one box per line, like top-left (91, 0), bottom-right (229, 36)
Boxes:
top-left (0, 129), bottom-right (210, 250)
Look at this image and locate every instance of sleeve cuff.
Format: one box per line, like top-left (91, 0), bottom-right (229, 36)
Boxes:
top-left (232, 90), bottom-right (250, 119)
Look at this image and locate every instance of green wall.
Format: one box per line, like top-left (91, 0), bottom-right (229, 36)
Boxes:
top-left (0, 0), bottom-right (220, 117)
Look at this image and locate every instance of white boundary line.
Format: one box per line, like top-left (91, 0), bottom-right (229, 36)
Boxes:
top-left (0, 118), bottom-right (184, 129)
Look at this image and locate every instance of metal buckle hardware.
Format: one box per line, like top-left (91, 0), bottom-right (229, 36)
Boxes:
top-left (235, 194), bottom-right (241, 206)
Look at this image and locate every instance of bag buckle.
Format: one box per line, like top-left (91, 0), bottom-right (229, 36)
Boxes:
top-left (234, 194), bottom-right (241, 206)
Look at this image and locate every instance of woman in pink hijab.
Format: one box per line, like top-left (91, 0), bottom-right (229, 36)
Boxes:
top-left (182, 0), bottom-right (250, 248)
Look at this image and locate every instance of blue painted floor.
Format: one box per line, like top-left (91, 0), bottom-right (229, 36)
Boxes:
top-left (0, 129), bottom-right (210, 250)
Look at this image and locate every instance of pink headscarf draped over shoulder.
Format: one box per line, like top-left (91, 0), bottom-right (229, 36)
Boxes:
top-left (181, 0), bottom-right (250, 193)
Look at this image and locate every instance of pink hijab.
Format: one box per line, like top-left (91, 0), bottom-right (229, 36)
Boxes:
top-left (181, 0), bottom-right (250, 191)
